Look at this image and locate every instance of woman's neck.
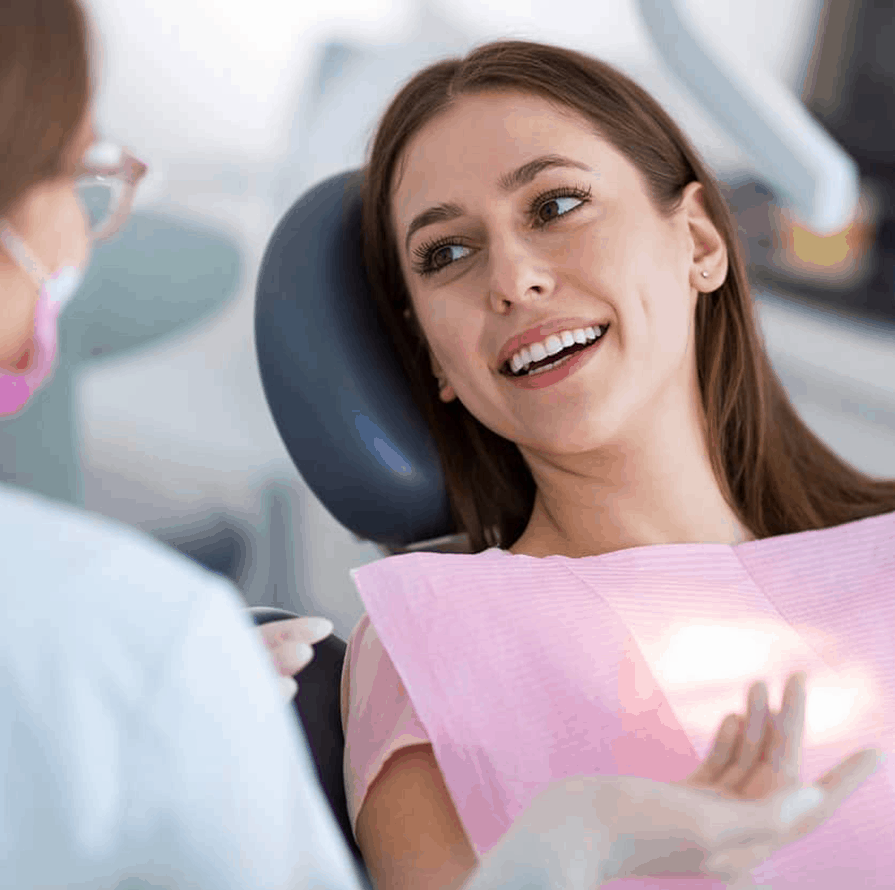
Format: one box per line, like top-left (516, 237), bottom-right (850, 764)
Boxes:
top-left (510, 415), bottom-right (752, 558)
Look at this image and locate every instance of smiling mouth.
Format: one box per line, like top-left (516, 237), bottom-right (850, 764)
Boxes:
top-left (500, 324), bottom-right (610, 377)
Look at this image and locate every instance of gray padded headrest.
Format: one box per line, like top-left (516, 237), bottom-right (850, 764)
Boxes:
top-left (255, 170), bottom-right (453, 546)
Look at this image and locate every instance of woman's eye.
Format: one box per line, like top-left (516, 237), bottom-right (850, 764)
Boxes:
top-left (413, 187), bottom-right (590, 277)
top-left (537, 195), bottom-right (585, 224)
top-left (427, 243), bottom-right (472, 272)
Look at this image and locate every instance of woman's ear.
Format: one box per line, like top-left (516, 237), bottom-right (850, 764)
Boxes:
top-left (430, 355), bottom-right (456, 403)
top-left (405, 303), bottom-right (457, 402)
top-left (681, 181), bottom-right (727, 292)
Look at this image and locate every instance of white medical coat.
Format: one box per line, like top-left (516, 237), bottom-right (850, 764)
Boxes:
top-left (0, 483), bottom-right (361, 890)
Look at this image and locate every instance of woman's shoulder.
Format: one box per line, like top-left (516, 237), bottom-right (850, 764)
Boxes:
top-left (342, 611), bottom-right (421, 729)
top-left (345, 611), bottom-right (376, 652)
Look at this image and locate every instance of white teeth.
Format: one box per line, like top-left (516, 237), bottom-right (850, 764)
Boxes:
top-left (529, 342), bottom-right (548, 362)
top-left (544, 334), bottom-right (564, 356)
top-left (506, 324), bottom-right (608, 376)
top-left (529, 359), bottom-right (563, 375)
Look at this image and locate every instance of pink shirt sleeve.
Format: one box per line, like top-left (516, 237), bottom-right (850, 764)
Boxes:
top-left (340, 613), bottom-right (431, 839)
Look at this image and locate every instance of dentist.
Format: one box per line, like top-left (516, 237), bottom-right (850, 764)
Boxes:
top-left (0, 2), bottom-right (366, 888)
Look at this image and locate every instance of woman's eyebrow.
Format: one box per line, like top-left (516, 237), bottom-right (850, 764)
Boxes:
top-left (404, 202), bottom-right (465, 252)
top-left (404, 154), bottom-right (593, 251)
top-left (497, 154), bottom-right (592, 192)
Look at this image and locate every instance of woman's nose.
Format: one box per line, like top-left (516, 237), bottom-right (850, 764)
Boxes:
top-left (486, 236), bottom-right (555, 313)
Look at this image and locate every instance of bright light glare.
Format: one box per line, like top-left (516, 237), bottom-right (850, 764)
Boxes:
top-left (649, 620), bottom-right (880, 748)
top-left (806, 684), bottom-right (863, 739)
top-left (654, 623), bottom-right (778, 685)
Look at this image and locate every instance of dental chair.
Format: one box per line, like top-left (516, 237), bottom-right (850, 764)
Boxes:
top-left (253, 169), bottom-right (456, 877)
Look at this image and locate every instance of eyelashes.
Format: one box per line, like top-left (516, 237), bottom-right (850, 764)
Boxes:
top-left (410, 183), bottom-right (593, 278)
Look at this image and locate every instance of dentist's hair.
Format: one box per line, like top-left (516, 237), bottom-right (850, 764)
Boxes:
top-left (0, 0), bottom-right (92, 219)
top-left (360, 39), bottom-right (895, 552)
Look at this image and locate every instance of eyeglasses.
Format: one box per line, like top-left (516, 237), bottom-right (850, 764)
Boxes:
top-left (75, 143), bottom-right (148, 242)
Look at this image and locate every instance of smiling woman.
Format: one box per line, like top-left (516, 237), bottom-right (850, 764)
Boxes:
top-left (362, 43), bottom-right (895, 554)
top-left (343, 39), bottom-right (895, 890)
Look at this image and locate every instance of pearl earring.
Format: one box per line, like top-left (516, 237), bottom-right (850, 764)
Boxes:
top-left (701, 270), bottom-right (709, 279)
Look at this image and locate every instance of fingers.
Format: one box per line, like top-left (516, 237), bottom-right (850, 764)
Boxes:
top-left (260, 616), bottom-right (334, 647)
top-left (272, 641), bottom-right (315, 678)
top-left (816, 747), bottom-right (882, 796)
top-left (259, 616), bottom-right (333, 677)
top-left (687, 714), bottom-right (742, 786)
top-left (720, 681), bottom-right (770, 792)
top-left (294, 642), bottom-right (315, 671)
top-left (770, 672), bottom-right (806, 783)
top-left (297, 615), bottom-right (335, 644)
top-left (790, 748), bottom-right (882, 837)
top-left (278, 675), bottom-right (299, 701)
top-left (715, 673), bottom-right (806, 796)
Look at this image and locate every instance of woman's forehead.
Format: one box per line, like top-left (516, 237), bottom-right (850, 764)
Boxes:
top-left (392, 91), bottom-right (616, 215)
top-left (401, 92), bottom-right (593, 171)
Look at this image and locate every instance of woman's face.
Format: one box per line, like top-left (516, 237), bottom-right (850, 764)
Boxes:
top-left (0, 112), bottom-right (93, 370)
top-left (391, 90), bottom-right (725, 457)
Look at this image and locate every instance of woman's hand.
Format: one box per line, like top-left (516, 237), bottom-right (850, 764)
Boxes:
top-left (258, 616), bottom-right (334, 700)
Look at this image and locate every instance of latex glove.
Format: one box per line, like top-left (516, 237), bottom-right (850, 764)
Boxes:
top-left (675, 670), bottom-right (883, 885)
top-left (611, 671), bottom-right (880, 885)
top-left (258, 616), bottom-right (334, 700)
top-left (466, 672), bottom-right (881, 890)
top-left (685, 670), bottom-right (810, 798)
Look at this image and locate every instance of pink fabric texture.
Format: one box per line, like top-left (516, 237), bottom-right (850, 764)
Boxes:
top-left (344, 511), bottom-right (895, 887)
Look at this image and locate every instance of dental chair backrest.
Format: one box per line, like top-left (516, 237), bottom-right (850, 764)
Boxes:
top-left (255, 170), bottom-right (454, 551)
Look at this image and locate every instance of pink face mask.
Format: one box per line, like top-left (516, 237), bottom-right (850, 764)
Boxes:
top-left (0, 222), bottom-right (86, 417)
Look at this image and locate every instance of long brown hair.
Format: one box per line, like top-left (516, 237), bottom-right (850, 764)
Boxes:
top-left (362, 39), bottom-right (895, 552)
top-left (0, 0), bottom-right (92, 220)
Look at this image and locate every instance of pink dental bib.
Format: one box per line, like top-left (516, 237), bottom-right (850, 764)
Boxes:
top-left (347, 510), bottom-right (895, 888)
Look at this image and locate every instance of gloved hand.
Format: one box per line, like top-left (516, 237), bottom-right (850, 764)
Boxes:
top-left (258, 616), bottom-right (334, 700)
top-left (468, 672), bottom-right (881, 889)
top-left (676, 670), bottom-right (882, 885)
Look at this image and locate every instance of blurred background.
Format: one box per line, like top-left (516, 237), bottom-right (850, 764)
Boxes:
top-left (3, 0), bottom-right (893, 640)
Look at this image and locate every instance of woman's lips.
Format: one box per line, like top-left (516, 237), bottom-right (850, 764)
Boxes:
top-left (496, 318), bottom-right (610, 370)
top-left (504, 325), bottom-right (609, 390)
